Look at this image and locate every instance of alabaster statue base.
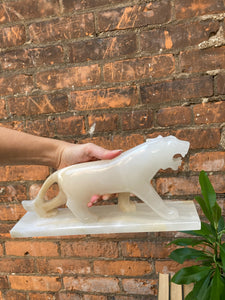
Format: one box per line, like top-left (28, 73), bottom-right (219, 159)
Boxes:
top-left (10, 201), bottom-right (200, 238)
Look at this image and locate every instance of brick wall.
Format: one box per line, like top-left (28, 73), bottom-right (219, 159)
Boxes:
top-left (0, 0), bottom-right (225, 299)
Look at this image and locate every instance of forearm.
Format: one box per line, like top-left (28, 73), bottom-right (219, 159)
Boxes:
top-left (0, 127), bottom-right (64, 168)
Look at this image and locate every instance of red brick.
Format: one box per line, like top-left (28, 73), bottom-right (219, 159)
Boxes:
top-left (54, 115), bottom-right (85, 136)
top-left (94, 260), bottom-right (152, 276)
top-left (120, 241), bottom-right (176, 259)
top-left (0, 25), bottom-right (26, 48)
top-left (0, 99), bottom-right (8, 118)
top-left (4, 290), bottom-right (27, 300)
top-left (61, 240), bottom-right (118, 258)
top-left (8, 93), bottom-right (68, 117)
top-left (189, 151), bottom-right (225, 172)
top-left (0, 0), bottom-right (60, 24)
top-left (81, 134), bottom-right (144, 151)
top-left (141, 76), bottom-right (213, 105)
top-left (193, 101), bottom-right (225, 124)
top-left (176, 128), bottom-right (221, 149)
top-left (70, 86), bottom-right (138, 111)
top-left (0, 121), bottom-right (25, 132)
top-left (0, 46), bottom-right (64, 71)
top-left (29, 294), bottom-right (55, 300)
top-left (215, 73), bottom-right (225, 94)
top-left (69, 33), bottom-right (137, 63)
top-left (9, 275), bottom-right (61, 291)
top-left (0, 244), bottom-right (3, 256)
top-left (29, 13), bottom-right (94, 43)
top-left (56, 293), bottom-right (82, 300)
top-left (156, 174), bottom-right (225, 197)
top-left (0, 184), bottom-right (26, 203)
top-left (0, 203), bottom-right (25, 221)
top-left (97, 1), bottom-right (171, 31)
top-left (88, 113), bottom-right (118, 133)
top-left (63, 0), bottom-right (121, 11)
top-left (0, 275), bottom-right (9, 289)
top-left (36, 65), bottom-right (100, 91)
top-left (156, 176), bottom-right (200, 196)
top-left (156, 106), bottom-right (192, 126)
top-left (122, 278), bottom-right (157, 295)
top-left (25, 118), bottom-right (55, 137)
top-left (175, 0), bottom-right (225, 19)
top-left (121, 110), bottom-right (153, 130)
top-left (180, 46), bottom-right (225, 73)
top-left (63, 277), bottom-right (120, 293)
top-left (83, 296), bottom-right (106, 300)
top-left (0, 165), bottom-right (49, 182)
top-left (155, 260), bottom-right (196, 273)
top-left (37, 258), bottom-right (91, 274)
top-left (103, 55), bottom-right (175, 82)
top-left (209, 174), bottom-right (225, 193)
top-left (0, 258), bottom-right (35, 273)
top-left (140, 20), bottom-right (220, 52)
top-left (5, 241), bottom-right (59, 256)
top-left (0, 74), bottom-right (33, 97)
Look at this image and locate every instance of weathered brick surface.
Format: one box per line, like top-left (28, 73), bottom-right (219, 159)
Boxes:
top-left (0, 25), bottom-right (26, 48)
top-left (103, 55), bottom-right (175, 82)
top-left (175, 0), bottom-right (225, 19)
top-left (69, 34), bottom-right (137, 63)
top-left (180, 47), bottom-right (225, 73)
top-left (140, 76), bottom-right (213, 105)
top-left (0, 0), bottom-right (61, 24)
top-left (36, 65), bottom-right (101, 91)
top-left (1, 0), bottom-right (225, 298)
top-left (63, 276), bottom-right (120, 293)
top-left (29, 14), bottom-right (95, 43)
top-left (9, 275), bottom-right (61, 291)
top-left (97, 1), bottom-right (171, 32)
top-left (61, 240), bottom-right (119, 258)
top-left (93, 260), bottom-right (152, 276)
top-left (0, 74), bottom-right (33, 97)
top-left (140, 20), bottom-right (220, 52)
top-left (5, 240), bottom-right (59, 256)
top-left (0, 46), bottom-right (64, 71)
top-left (215, 73), bottom-right (225, 94)
top-left (193, 101), bottom-right (225, 124)
top-left (70, 86), bottom-right (138, 111)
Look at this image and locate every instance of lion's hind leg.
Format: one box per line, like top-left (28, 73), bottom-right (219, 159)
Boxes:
top-left (133, 183), bottom-right (178, 220)
top-left (118, 193), bottom-right (136, 213)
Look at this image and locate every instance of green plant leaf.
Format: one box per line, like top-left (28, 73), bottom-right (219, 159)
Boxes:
top-left (210, 266), bottom-right (224, 300)
top-left (212, 203), bottom-right (222, 228)
top-left (169, 248), bottom-right (212, 264)
top-left (218, 216), bottom-right (225, 233)
top-left (184, 222), bottom-right (216, 245)
top-left (185, 272), bottom-right (212, 300)
top-left (171, 265), bottom-right (211, 284)
top-left (220, 243), bottom-right (225, 271)
top-left (199, 170), bottom-right (217, 208)
top-left (195, 195), bottom-right (213, 224)
top-left (168, 238), bottom-right (207, 247)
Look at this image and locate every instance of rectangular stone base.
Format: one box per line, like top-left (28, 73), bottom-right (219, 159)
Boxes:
top-left (10, 201), bottom-right (200, 238)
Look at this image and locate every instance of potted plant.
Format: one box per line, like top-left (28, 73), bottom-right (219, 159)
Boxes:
top-left (169, 170), bottom-right (225, 300)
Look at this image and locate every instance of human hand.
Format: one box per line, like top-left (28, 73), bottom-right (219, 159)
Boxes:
top-left (56, 142), bottom-right (122, 170)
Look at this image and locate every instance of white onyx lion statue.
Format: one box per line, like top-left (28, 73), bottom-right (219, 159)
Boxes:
top-left (23, 135), bottom-right (190, 223)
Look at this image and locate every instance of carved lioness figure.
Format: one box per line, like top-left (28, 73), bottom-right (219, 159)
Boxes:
top-left (23, 135), bottom-right (190, 223)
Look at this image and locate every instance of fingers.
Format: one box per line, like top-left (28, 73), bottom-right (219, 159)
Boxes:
top-left (86, 143), bottom-right (122, 161)
top-left (87, 193), bottom-right (117, 207)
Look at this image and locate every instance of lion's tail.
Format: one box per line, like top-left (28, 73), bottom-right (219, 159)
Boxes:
top-left (22, 171), bottom-right (59, 212)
